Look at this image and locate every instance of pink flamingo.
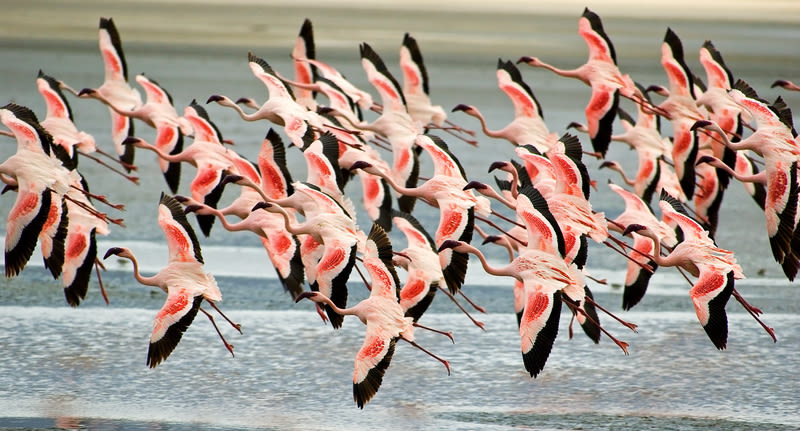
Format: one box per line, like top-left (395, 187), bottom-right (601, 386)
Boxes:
top-left (517, 8), bottom-right (644, 156)
top-left (71, 17), bottom-right (142, 169)
top-left (296, 224), bottom-right (449, 408)
top-left (452, 59), bottom-right (555, 151)
top-left (103, 193), bottom-right (240, 367)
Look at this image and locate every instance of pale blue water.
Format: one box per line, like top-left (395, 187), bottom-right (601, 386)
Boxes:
top-left (1, 6), bottom-right (799, 430)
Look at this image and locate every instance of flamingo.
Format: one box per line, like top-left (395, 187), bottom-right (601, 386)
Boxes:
top-left (350, 134), bottom-right (491, 295)
top-left (36, 71), bottom-right (97, 158)
top-left (103, 193), bottom-right (239, 367)
top-left (607, 183), bottom-right (677, 309)
top-left (123, 101), bottom-right (257, 236)
top-left (0, 103), bottom-right (72, 278)
top-left (692, 85), bottom-right (800, 281)
top-left (452, 59), bottom-right (555, 151)
top-left (72, 17), bottom-right (142, 169)
top-left (251, 182), bottom-right (361, 329)
top-left (207, 52), bottom-right (325, 148)
top-left (646, 28), bottom-right (706, 200)
top-left (85, 73), bottom-right (188, 193)
top-left (517, 8), bottom-right (644, 156)
top-left (354, 42), bottom-right (424, 213)
top-left (296, 223), bottom-right (449, 408)
top-left (398, 33), bottom-right (446, 127)
top-left (623, 193), bottom-right (745, 349)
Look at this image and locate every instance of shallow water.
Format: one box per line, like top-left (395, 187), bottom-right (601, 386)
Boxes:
top-left (1, 3), bottom-right (799, 430)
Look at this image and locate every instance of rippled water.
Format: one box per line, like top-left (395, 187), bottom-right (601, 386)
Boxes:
top-left (1, 3), bottom-right (799, 430)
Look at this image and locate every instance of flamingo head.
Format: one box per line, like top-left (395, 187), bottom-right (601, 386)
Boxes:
top-left (463, 180), bottom-right (487, 192)
top-left (695, 155), bottom-right (717, 166)
top-left (598, 160), bottom-right (619, 170)
top-left (437, 239), bottom-right (463, 252)
top-left (77, 88), bottom-right (97, 97)
top-left (690, 120), bottom-right (713, 132)
top-left (488, 161), bottom-right (510, 173)
top-left (771, 79), bottom-right (791, 88)
top-left (103, 246), bottom-right (133, 260)
top-left (295, 291), bottom-right (322, 304)
top-left (621, 224), bottom-right (647, 237)
top-left (121, 136), bottom-right (145, 148)
top-left (516, 56), bottom-right (541, 66)
top-left (482, 235), bottom-right (504, 245)
top-left (183, 204), bottom-right (205, 215)
top-left (251, 201), bottom-right (272, 212)
top-left (206, 94), bottom-right (227, 104)
top-left (451, 103), bottom-right (475, 114)
top-left (347, 160), bottom-right (374, 172)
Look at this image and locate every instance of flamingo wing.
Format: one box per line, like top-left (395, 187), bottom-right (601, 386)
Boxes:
top-left (436, 201), bottom-right (474, 294)
top-left (579, 8), bottom-right (617, 64)
top-left (98, 17), bottom-right (128, 82)
top-left (248, 52), bottom-right (295, 101)
top-left (622, 233), bottom-right (658, 310)
top-left (519, 286), bottom-right (562, 378)
top-left (690, 270), bottom-right (734, 350)
top-left (61, 226), bottom-right (97, 307)
top-left (361, 42), bottom-right (406, 113)
top-left (313, 242), bottom-right (357, 329)
top-left (37, 72), bottom-right (73, 120)
top-left (189, 166), bottom-right (227, 237)
top-left (497, 59), bottom-right (543, 120)
top-left (5, 187), bottom-right (52, 277)
top-left (147, 286), bottom-right (204, 368)
top-left (157, 192), bottom-right (203, 264)
top-left (584, 87), bottom-right (619, 157)
top-left (154, 123), bottom-right (183, 193)
top-left (353, 326), bottom-right (396, 409)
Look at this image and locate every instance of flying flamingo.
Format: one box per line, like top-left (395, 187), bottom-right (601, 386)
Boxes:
top-left (70, 17), bottom-right (142, 169)
top-left (296, 223), bottom-right (449, 408)
top-left (251, 182), bottom-right (361, 329)
top-left (0, 103), bottom-right (72, 277)
top-left (353, 42), bottom-right (424, 213)
top-left (84, 73), bottom-right (189, 193)
top-left (391, 210), bottom-right (485, 329)
top-left (692, 84), bottom-right (800, 281)
top-left (349, 134), bottom-right (491, 295)
top-left (517, 8), bottom-right (645, 156)
top-left (452, 59), bottom-right (555, 151)
top-left (123, 101), bottom-right (258, 236)
top-left (607, 183), bottom-right (677, 309)
top-left (103, 193), bottom-right (240, 367)
top-left (622, 193), bottom-right (749, 349)
top-left (207, 52), bottom-right (326, 148)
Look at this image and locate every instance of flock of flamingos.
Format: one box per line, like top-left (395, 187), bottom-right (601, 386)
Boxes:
top-left (2, 8), bottom-right (799, 408)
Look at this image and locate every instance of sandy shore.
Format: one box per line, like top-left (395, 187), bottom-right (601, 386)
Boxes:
top-left (2, 0), bottom-right (798, 53)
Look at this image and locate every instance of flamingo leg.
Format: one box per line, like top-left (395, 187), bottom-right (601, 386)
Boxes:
top-left (94, 258), bottom-right (109, 305)
top-left (199, 306), bottom-right (235, 357)
top-left (413, 322), bottom-right (454, 343)
top-left (732, 288), bottom-right (777, 343)
top-left (205, 300), bottom-right (243, 334)
top-left (458, 289), bottom-right (486, 314)
top-left (562, 297), bottom-right (630, 355)
top-left (400, 337), bottom-right (451, 375)
top-left (436, 285), bottom-right (485, 330)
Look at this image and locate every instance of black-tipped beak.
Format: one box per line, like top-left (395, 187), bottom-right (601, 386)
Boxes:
top-left (690, 120), bottom-right (712, 131)
top-left (103, 247), bottom-right (123, 260)
top-left (348, 160), bottom-right (373, 171)
top-left (77, 88), bottom-right (95, 97)
top-left (488, 161), bottom-right (508, 173)
top-left (221, 174), bottom-right (244, 186)
top-left (598, 161), bottom-right (615, 169)
top-left (696, 155), bottom-right (716, 166)
top-left (451, 103), bottom-right (471, 113)
top-left (251, 201), bottom-right (271, 212)
top-left (517, 56), bottom-right (533, 64)
top-left (482, 235), bottom-right (502, 245)
top-left (463, 180), bottom-right (487, 191)
top-left (622, 224), bottom-right (646, 237)
top-left (121, 136), bottom-right (139, 146)
top-left (771, 79), bottom-right (789, 88)
top-left (206, 94), bottom-right (224, 103)
top-left (174, 195), bottom-right (189, 203)
top-left (295, 291), bottom-right (315, 303)
top-left (437, 240), bottom-right (461, 252)
top-left (183, 204), bottom-right (203, 214)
